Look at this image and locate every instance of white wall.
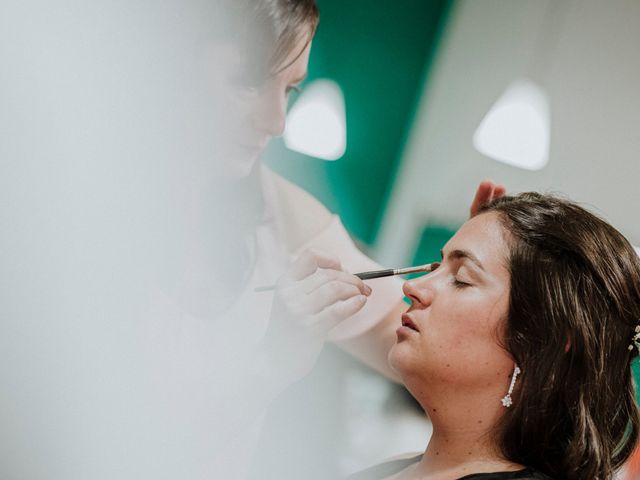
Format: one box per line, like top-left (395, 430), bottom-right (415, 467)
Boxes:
top-left (376, 0), bottom-right (640, 265)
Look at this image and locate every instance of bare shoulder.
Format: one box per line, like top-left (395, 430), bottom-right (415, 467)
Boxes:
top-left (262, 166), bottom-right (334, 252)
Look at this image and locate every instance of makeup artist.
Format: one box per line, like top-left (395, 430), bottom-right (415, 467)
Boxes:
top-left (202, 0), bottom-right (505, 382)
top-left (168, 1), bottom-right (505, 477)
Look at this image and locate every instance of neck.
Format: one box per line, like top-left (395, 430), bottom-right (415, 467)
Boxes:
top-left (407, 381), bottom-right (521, 478)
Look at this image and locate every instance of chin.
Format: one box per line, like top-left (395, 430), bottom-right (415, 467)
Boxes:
top-left (226, 154), bottom-right (260, 179)
top-left (388, 343), bottom-right (410, 378)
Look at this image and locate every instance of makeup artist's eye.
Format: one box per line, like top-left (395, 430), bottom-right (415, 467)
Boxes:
top-left (286, 85), bottom-right (302, 98)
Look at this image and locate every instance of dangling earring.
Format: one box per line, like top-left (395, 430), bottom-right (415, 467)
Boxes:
top-left (501, 365), bottom-right (521, 408)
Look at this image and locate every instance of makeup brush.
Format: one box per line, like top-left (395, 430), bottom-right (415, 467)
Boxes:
top-left (253, 262), bottom-right (439, 292)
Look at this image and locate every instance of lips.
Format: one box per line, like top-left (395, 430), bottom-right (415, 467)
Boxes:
top-left (401, 313), bottom-right (419, 332)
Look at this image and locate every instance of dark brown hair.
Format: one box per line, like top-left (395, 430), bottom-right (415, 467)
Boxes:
top-left (481, 192), bottom-right (640, 479)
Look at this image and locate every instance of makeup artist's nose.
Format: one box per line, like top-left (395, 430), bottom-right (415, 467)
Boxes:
top-left (402, 276), bottom-right (434, 307)
top-left (253, 89), bottom-right (287, 137)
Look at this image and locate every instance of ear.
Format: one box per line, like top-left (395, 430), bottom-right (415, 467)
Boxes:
top-left (564, 334), bottom-right (572, 353)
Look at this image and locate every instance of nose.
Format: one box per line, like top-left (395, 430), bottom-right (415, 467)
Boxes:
top-left (252, 88), bottom-right (287, 138)
top-left (402, 274), bottom-right (434, 307)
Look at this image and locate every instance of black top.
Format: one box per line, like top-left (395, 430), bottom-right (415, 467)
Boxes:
top-left (347, 455), bottom-right (554, 480)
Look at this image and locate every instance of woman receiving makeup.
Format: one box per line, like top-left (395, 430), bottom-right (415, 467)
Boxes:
top-left (350, 192), bottom-right (640, 480)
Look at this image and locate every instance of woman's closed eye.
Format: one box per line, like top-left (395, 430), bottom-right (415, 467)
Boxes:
top-left (451, 277), bottom-right (472, 289)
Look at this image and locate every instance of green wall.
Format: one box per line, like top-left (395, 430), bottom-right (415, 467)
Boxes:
top-left (264, 0), bottom-right (453, 246)
top-left (411, 225), bottom-right (456, 273)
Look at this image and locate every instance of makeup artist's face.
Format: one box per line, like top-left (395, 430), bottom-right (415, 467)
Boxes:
top-left (388, 212), bottom-right (513, 393)
top-left (207, 34), bottom-right (311, 179)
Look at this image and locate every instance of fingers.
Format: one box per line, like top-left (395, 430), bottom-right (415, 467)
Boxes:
top-left (299, 267), bottom-right (371, 296)
top-left (469, 180), bottom-right (494, 217)
top-left (283, 247), bottom-right (371, 300)
top-left (469, 179), bottom-right (507, 217)
top-left (300, 278), bottom-right (370, 315)
top-left (285, 249), bottom-right (342, 281)
top-left (279, 272), bottom-right (371, 315)
top-left (275, 248), bottom-right (372, 334)
top-left (314, 294), bottom-right (368, 331)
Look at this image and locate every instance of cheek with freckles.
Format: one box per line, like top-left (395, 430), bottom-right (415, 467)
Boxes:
top-left (390, 292), bottom-right (511, 387)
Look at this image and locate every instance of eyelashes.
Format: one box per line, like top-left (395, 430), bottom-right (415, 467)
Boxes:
top-left (451, 278), bottom-right (471, 289)
top-left (236, 84), bottom-right (301, 99)
top-left (286, 85), bottom-right (302, 97)
top-left (432, 259), bottom-right (472, 289)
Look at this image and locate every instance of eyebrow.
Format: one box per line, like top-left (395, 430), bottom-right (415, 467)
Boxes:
top-left (440, 248), bottom-right (485, 271)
